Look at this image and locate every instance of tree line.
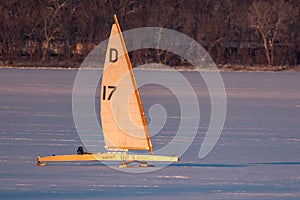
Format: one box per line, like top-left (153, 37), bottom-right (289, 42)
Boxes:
top-left (0, 0), bottom-right (299, 68)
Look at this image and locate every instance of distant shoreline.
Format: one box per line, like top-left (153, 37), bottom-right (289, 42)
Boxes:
top-left (0, 64), bottom-right (299, 72)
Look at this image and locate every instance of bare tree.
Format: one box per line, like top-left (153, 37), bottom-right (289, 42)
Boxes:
top-left (40, 0), bottom-right (69, 62)
top-left (249, 0), bottom-right (298, 65)
top-left (0, 0), bottom-right (23, 65)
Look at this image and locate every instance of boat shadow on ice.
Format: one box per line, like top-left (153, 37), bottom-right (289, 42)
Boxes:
top-left (170, 162), bottom-right (300, 168)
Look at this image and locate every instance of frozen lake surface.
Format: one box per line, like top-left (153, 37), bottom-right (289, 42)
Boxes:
top-left (0, 68), bottom-right (299, 199)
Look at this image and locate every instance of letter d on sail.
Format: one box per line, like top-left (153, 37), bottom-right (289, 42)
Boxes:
top-left (109, 48), bottom-right (118, 62)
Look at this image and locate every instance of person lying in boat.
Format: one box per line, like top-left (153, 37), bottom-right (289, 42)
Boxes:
top-left (77, 146), bottom-right (89, 155)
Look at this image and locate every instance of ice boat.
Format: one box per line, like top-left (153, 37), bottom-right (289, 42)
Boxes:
top-left (35, 15), bottom-right (179, 167)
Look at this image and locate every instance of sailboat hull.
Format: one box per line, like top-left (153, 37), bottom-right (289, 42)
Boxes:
top-left (36, 153), bottom-right (179, 164)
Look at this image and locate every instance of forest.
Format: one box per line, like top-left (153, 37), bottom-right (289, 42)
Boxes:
top-left (0, 0), bottom-right (299, 68)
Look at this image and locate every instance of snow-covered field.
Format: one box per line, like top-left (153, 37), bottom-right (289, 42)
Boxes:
top-left (0, 68), bottom-right (299, 199)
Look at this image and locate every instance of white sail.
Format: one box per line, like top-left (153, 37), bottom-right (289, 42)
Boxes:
top-left (100, 15), bottom-right (152, 153)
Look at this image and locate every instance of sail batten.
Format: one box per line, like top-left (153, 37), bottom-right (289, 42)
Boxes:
top-left (100, 15), bottom-right (152, 153)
